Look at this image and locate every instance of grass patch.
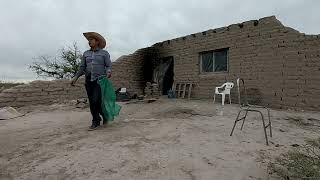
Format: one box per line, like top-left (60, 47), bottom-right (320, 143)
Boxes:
top-left (269, 138), bottom-right (320, 179)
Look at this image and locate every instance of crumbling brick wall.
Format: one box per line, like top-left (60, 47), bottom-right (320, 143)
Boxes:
top-left (110, 16), bottom-right (320, 111)
top-left (0, 78), bottom-right (86, 107)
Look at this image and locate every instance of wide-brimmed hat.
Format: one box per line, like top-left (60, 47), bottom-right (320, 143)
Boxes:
top-left (83, 32), bottom-right (106, 49)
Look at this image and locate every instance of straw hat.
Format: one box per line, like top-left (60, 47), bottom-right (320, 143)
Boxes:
top-left (83, 32), bottom-right (106, 49)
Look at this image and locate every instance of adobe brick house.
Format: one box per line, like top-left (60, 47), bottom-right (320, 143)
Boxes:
top-left (110, 16), bottom-right (320, 111)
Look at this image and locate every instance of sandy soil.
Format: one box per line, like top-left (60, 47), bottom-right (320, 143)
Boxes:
top-left (0, 99), bottom-right (319, 180)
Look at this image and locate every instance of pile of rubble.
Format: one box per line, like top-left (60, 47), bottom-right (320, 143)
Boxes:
top-left (144, 82), bottom-right (160, 98)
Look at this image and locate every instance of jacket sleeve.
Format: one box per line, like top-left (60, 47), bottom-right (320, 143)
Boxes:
top-left (104, 51), bottom-right (112, 73)
top-left (75, 55), bottom-right (86, 78)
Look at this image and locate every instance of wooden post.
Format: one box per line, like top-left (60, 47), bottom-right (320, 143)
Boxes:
top-left (178, 84), bottom-right (182, 98)
top-left (187, 84), bottom-right (193, 100)
top-left (182, 84), bottom-right (187, 98)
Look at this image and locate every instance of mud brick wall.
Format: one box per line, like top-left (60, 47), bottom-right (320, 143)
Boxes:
top-left (110, 47), bottom-right (158, 95)
top-left (0, 78), bottom-right (86, 108)
top-left (110, 16), bottom-right (320, 111)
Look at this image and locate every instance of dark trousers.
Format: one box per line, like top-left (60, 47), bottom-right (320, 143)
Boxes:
top-left (85, 79), bottom-right (102, 124)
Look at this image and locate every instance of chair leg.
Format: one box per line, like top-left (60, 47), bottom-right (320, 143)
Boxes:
top-left (240, 110), bottom-right (249, 130)
top-left (221, 94), bottom-right (225, 106)
top-left (213, 94), bottom-right (216, 103)
top-left (267, 109), bottom-right (272, 137)
top-left (257, 111), bottom-right (269, 145)
top-left (230, 109), bottom-right (244, 136)
top-left (229, 94), bottom-right (231, 104)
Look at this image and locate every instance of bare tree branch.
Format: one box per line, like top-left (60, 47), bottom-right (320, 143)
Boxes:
top-left (29, 42), bottom-right (82, 79)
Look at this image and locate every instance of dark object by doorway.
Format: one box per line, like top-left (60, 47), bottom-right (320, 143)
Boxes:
top-left (115, 88), bottom-right (131, 102)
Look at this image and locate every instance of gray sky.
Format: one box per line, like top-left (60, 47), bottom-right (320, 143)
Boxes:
top-left (0, 0), bottom-right (319, 81)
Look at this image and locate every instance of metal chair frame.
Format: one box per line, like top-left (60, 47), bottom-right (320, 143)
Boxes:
top-left (230, 78), bottom-right (272, 145)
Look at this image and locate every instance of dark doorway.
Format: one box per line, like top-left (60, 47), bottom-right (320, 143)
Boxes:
top-left (152, 57), bottom-right (174, 95)
top-left (162, 57), bottom-right (174, 95)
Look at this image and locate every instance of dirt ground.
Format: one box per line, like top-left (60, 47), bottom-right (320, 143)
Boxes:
top-left (0, 98), bottom-right (319, 180)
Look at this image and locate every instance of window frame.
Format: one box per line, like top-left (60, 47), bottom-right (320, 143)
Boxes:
top-left (199, 48), bottom-right (229, 74)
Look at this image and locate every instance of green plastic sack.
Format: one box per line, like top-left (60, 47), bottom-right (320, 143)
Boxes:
top-left (97, 76), bottom-right (121, 123)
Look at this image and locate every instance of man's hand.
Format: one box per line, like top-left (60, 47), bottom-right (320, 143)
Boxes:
top-left (107, 71), bottom-right (112, 78)
top-left (71, 77), bottom-right (78, 86)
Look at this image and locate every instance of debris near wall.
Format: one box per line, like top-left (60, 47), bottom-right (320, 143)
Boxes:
top-left (0, 106), bottom-right (24, 120)
top-left (144, 82), bottom-right (160, 98)
top-left (69, 98), bottom-right (89, 109)
top-left (115, 88), bottom-right (132, 102)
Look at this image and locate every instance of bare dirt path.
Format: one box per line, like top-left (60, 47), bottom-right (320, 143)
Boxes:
top-left (0, 99), bottom-right (319, 180)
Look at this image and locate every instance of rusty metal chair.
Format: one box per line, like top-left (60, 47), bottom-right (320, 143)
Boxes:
top-left (230, 78), bottom-right (272, 145)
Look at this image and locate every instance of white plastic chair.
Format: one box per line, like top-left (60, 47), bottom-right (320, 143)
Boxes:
top-left (213, 82), bottom-right (234, 106)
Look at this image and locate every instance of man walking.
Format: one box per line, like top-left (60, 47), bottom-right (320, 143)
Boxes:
top-left (71, 32), bottom-right (112, 130)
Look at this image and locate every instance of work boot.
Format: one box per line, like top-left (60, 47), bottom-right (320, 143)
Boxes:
top-left (88, 121), bottom-right (100, 131)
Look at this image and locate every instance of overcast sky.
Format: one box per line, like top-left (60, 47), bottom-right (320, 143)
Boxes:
top-left (0, 0), bottom-right (319, 81)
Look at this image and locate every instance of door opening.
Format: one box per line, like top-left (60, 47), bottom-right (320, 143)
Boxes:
top-left (152, 57), bottom-right (174, 95)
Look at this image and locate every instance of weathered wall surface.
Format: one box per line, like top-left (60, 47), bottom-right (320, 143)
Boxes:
top-left (0, 78), bottom-right (86, 107)
top-left (110, 16), bottom-right (320, 110)
top-left (110, 47), bottom-right (158, 95)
